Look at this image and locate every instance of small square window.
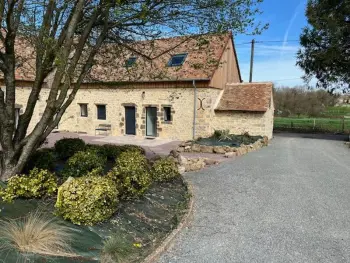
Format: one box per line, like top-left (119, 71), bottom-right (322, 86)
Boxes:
top-left (164, 107), bottom-right (172, 122)
top-left (125, 57), bottom-right (137, 68)
top-left (167, 54), bottom-right (187, 67)
top-left (79, 104), bottom-right (88, 117)
top-left (97, 105), bottom-right (106, 120)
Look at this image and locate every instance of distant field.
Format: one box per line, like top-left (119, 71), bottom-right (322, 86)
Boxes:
top-left (274, 117), bottom-right (350, 133)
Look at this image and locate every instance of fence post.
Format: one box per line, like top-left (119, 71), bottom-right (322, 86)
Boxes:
top-left (291, 121), bottom-right (293, 128)
top-left (342, 116), bottom-right (345, 133)
top-left (313, 119), bottom-right (316, 130)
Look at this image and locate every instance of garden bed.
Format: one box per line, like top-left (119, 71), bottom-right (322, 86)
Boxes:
top-left (0, 177), bottom-right (190, 263)
top-left (0, 138), bottom-right (189, 263)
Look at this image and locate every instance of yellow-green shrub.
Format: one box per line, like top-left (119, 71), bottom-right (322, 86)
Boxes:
top-left (151, 157), bottom-right (180, 182)
top-left (61, 150), bottom-right (107, 178)
top-left (0, 168), bottom-right (57, 203)
top-left (55, 176), bottom-right (118, 226)
top-left (107, 150), bottom-right (151, 199)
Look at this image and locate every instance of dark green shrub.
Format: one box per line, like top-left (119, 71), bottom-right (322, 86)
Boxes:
top-left (54, 138), bottom-right (86, 160)
top-left (107, 150), bottom-right (151, 199)
top-left (119, 144), bottom-right (145, 155)
top-left (0, 168), bottom-right (57, 203)
top-left (151, 157), bottom-right (180, 182)
top-left (86, 144), bottom-right (145, 160)
top-left (55, 176), bottom-right (118, 225)
top-left (61, 150), bottom-right (107, 178)
top-left (23, 148), bottom-right (56, 173)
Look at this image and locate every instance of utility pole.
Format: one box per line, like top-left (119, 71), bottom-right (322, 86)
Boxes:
top-left (249, 39), bottom-right (255, 83)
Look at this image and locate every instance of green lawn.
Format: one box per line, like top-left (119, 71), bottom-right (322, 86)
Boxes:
top-left (274, 117), bottom-right (350, 133)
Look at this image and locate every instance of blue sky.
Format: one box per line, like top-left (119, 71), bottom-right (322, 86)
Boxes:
top-left (234, 0), bottom-right (309, 87)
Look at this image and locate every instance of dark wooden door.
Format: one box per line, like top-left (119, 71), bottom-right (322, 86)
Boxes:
top-left (125, 106), bottom-right (136, 135)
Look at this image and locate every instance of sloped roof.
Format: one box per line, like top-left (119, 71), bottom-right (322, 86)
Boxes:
top-left (216, 82), bottom-right (273, 112)
top-left (87, 33), bottom-right (232, 82)
top-left (1, 32), bottom-right (233, 83)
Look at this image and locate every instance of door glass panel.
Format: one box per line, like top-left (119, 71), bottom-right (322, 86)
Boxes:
top-left (146, 107), bottom-right (157, 137)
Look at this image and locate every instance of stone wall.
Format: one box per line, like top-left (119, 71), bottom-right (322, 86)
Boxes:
top-left (13, 84), bottom-right (221, 141)
top-left (11, 82), bottom-right (273, 140)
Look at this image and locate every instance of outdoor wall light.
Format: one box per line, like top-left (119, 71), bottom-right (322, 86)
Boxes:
top-left (142, 91), bottom-right (145, 99)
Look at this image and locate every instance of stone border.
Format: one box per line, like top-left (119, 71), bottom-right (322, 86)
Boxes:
top-left (142, 181), bottom-right (194, 263)
top-left (177, 136), bottom-right (269, 157)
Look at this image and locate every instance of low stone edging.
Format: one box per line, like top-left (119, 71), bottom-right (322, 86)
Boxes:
top-left (176, 136), bottom-right (268, 156)
top-left (142, 181), bottom-right (194, 263)
top-left (171, 137), bottom-right (269, 172)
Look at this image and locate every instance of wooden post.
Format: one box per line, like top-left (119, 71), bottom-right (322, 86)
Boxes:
top-left (342, 116), bottom-right (345, 133)
top-left (249, 39), bottom-right (255, 83)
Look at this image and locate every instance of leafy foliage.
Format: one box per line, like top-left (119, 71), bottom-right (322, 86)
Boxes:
top-left (86, 144), bottom-right (145, 160)
top-left (297, 0), bottom-right (350, 93)
top-left (23, 148), bottom-right (56, 173)
top-left (107, 150), bottom-right (151, 199)
top-left (0, 169), bottom-right (57, 203)
top-left (61, 150), bottom-right (107, 178)
top-left (54, 138), bottom-right (86, 160)
top-left (55, 176), bottom-right (119, 226)
top-left (151, 158), bottom-right (180, 182)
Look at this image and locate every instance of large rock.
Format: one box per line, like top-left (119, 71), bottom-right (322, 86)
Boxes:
top-left (184, 146), bottom-right (192, 152)
top-left (200, 145), bottom-right (214, 153)
top-left (213, 146), bottom-right (226, 154)
top-left (178, 155), bottom-right (188, 166)
top-left (169, 149), bottom-right (179, 158)
top-left (191, 144), bottom-right (201, 152)
top-left (185, 158), bottom-right (206, 171)
top-left (177, 146), bottom-right (185, 153)
top-left (178, 166), bottom-right (186, 174)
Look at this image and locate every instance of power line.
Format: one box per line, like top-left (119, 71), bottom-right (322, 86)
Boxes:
top-left (234, 40), bottom-right (300, 46)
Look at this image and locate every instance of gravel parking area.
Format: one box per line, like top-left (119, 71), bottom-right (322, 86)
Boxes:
top-left (158, 133), bottom-right (350, 263)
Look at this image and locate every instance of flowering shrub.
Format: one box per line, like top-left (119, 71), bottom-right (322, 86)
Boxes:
top-left (151, 158), bottom-right (179, 182)
top-left (54, 138), bottom-right (86, 160)
top-left (61, 150), bottom-right (107, 178)
top-left (107, 150), bottom-right (151, 199)
top-left (55, 176), bottom-right (119, 225)
top-left (0, 168), bottom-right (57, 203)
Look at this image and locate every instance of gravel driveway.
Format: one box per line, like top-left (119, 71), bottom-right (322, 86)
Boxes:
top-left (158, 134), bottom-right (350, 263)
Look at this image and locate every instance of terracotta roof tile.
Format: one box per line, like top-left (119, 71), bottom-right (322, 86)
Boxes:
top-left (87, 33), bottom-right (231, 82)
top-left (1, 33), bottom-right (232, 83)
top-left (216, 82), bottom-right (273, 112)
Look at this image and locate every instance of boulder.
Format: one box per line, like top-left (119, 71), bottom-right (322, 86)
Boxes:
top-left (178, 166), bottom-right (186, 174)
top-left (225, 152), bottom-right (236, 158)
top-left (177, 146), bottom-right (185, 153)
top-left (213, 146), bottom-right (226, 154)
top-left (179, 141), bottom-right (187, 147)
top-left (169, 149), bottom-right (179, 158)
top-left (178, 155), bottom-right (188, 166)
top-left (191, 144), bottom-right (201, 152)
top-left (200, 145), bottom-right (214, 153)
top-left (184, 158), bottom-right (206, 171)
top-left (184, 146), bottom-right (192, 152)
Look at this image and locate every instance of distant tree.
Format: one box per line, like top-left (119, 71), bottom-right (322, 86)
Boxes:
top-left (274, 86), bottom-right (338, 117)
top-left (0, 0), bottom-right (267, 180)
top-left (296, 0), bottom-right (350, 93)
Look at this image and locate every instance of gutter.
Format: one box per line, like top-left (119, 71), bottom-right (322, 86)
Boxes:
top-left (193, 80), bottom-right (197, 140)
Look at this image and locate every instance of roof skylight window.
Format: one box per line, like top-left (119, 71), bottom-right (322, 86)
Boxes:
top-left (125, 57), bottom-right (137, 67)
top-left (167, 53), bottom-right (187, 67)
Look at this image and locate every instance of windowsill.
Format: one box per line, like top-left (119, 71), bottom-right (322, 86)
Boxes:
top-left (163, 121), bottom-right (172, 124)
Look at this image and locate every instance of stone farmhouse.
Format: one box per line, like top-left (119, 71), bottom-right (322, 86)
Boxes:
top-left (9, 32), bottom-right (274, 141)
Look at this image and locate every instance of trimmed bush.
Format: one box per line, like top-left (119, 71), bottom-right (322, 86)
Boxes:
top-left (86, 144), bottom-right (145, 161)
top-left (61, 150), bottom-right (107, 178)
top-left (0, 168), bottom-right (57, 203)
top-left (107, 150), bottom-right (151, 199)
top-left (55, 176), bottom-right (119, 225)
top-left (23, 148), bottom-right (56, 173)
top-left (54, 138), bottom-right (86, 160)
top-left (151, 157), bottom-right (180, 182)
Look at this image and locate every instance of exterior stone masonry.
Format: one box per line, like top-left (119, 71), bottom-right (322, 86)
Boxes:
top-left (13, 82), bottom-right (274, 140)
